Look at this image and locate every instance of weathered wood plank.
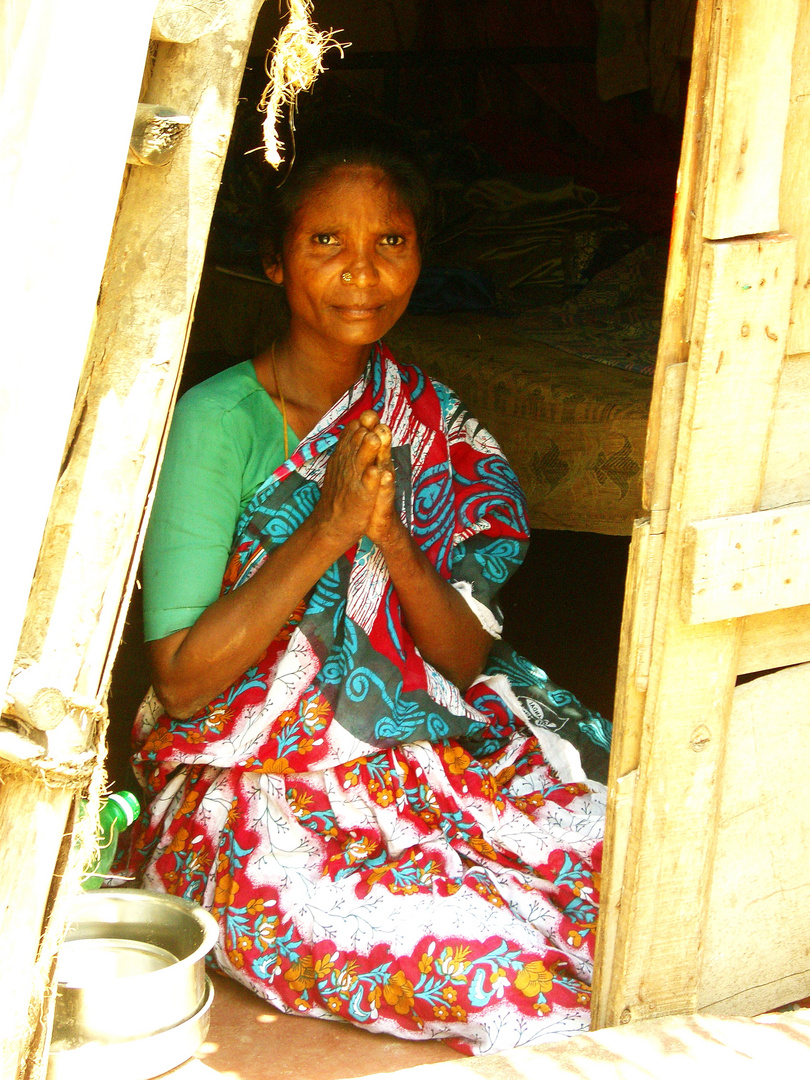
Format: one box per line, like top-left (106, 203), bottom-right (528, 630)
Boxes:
top-left (739, 604), bottom-right (810, 674)
top-left (682, 503), bottom-right (810, 624)
top-left (636, 362), bottom-right (687, 692)
top-left (642, 0), bottom-right (715, 505)
top-left (0, 0), bottom-right (155, 722)
top-left (699, 663), bottom-right (810, 1016)
top-left (781, 3), bottom-right (810, 354)
top-left (16, 0), bottom-right (266, 707)
top-left (643, 0), bottom-right (800, 504)
top-left (609, 518), bottom-right (651, 780)
top-left (592, 518), bottom-right (649, 1024)
top-left (0, 772), bottom-right (73, 1080)
top-left (151, 0), bottom-right (226, 43)
top-left (703, 0), bottom-right (798, 240)
top-left (591, 767), bottom-right (636, 1029)
top-left (599, 235), bottom-right (795, 1027)
top-left (761, 354), bottom-right (810, 511)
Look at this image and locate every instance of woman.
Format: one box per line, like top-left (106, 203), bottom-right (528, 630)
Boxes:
top-left (129, 112), bottom-right (609, 1055)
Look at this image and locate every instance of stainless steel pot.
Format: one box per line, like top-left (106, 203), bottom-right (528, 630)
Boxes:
top-left (47, 978), bottom-right (214, 1080)
top-left (51, 888), bottom-right (218, 1053)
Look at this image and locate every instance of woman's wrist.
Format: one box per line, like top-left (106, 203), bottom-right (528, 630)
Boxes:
top-left (371, 513), bottom-right (412, 561)
top-left (307, 500), bottom-right (363, 559)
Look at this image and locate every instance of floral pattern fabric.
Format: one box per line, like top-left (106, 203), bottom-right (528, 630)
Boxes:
top-left (126, 344), bottom-right (606, 1055)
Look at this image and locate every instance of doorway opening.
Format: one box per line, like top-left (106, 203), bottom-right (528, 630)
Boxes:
top-left (107, 0), bottom-right (687, 792)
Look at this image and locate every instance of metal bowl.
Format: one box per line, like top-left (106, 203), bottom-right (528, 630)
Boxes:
top-left (51, 889), bottom-right (219, 1051)
top-left (47, 975), bottom-right (214, 1080)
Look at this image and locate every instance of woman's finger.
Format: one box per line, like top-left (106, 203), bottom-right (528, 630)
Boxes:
top-left (355, 428), bottom-right (381, 465)
top-left (361, 462), bottom-right (382, 495)
top-left (375, 424), bottom-right (392, 466)
top-left (357, 409), bottom-right (379, 429)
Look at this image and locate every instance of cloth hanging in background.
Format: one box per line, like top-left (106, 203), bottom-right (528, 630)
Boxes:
top-left (430, 176), bottom-right (630, 294)
top-left (649, 0), bottom-right (698, 121)
top-left (595, 0), bottom-right (697, 121)
top-left (594, 0), bottom-right (650, 102)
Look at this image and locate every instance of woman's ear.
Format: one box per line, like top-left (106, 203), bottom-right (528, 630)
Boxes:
top-left (265, 261), bottom-right (284, 286)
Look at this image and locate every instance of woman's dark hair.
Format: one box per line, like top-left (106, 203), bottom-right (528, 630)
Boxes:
top-left (261, 108), bottom-right (434, 267)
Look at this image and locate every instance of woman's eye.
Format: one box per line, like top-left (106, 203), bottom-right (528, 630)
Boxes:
top-left (314, 234), bottom-right (337, 245)
top-left (380, 234), bottom-right (405, 247)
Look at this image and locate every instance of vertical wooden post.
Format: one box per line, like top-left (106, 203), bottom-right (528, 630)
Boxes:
top-left (0, 4), bottom-right (154, 1076)
top-left (595, 0), bottom-right (804, 1028)
top-left (0, 0), bottom-right (156, 707)
top-left (0, 776), bottom-right (73, 1080)
top-left (599, 236), bottom-right (795, 1025)
top-left (16, 0), bottom-right (266, 706)
top-left (1, 2), bottom-right (265, 1077)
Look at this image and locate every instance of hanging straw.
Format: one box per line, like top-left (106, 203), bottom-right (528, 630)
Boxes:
top-left (260, 0), bottom-right (348, 168)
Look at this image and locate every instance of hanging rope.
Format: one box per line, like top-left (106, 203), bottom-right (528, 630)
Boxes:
top-left (259, 0), bottom-right (348, 167)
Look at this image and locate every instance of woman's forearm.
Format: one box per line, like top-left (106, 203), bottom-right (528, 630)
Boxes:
top-left (376, 520), bottom-right (493, 691)
top-left (149, 417), bottom-right (398, 719)
top-left (148, 514), bottom-right (348, 718)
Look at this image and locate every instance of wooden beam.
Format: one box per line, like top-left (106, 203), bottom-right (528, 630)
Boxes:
top-left (682, 503), bottom-right (810, 624)
top-left (16, 0), bottom-right (265, 708)
top-left (699, 662), bottom-right (810, 1015)
top-left (0, 772), bottom-right (73, 1080)
top-left (1, 3), bottom-right (264, 1078)
top-left (151, 0), bottom-right (226, 43)
top-left (642, 0), bottom-right (715, 506)
top-left (635, 362), bottom-right (687, 693)
top-left (702, 0), bottom-right (799, 240)
top-left (780, 3), bottom-right (810, 354)
top-left (761, 354), bottom-right (810, 511)
top-left (739, 603), bottom-right (810, 674)
top-left (0, 0), bottom-right (156, 732)
top-left (0, 5), bottom-right (153, 1070)
top-left (598, 235), bottom-right (795, 1027)
top-left (592, 518), bottom-right (649, 1025)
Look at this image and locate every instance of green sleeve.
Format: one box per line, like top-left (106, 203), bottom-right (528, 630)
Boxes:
top-left (142, 394), bottom-right (246, 641)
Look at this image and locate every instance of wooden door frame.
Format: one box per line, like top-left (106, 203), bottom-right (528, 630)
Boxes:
top-left (0, 2), bottom-right (264, 1075)
top-left (593, 0), bottom-right (810, 1027)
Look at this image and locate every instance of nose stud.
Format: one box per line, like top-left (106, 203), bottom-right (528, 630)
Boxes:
top-left (341, 271), bottom-right (352, 283)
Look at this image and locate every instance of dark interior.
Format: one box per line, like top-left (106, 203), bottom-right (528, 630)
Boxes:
top-left (106, 0), bottom-right (690, 793)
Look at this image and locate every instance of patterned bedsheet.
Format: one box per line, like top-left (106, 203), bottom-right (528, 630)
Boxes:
top-left (386, 313), bottom-right (652, 535)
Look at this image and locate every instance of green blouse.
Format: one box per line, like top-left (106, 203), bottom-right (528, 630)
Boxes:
top-left (142, 360), bottom-right (299, 642)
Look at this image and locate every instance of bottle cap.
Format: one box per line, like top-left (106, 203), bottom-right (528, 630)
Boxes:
top-left (106, 790), bottom-right (140, 829)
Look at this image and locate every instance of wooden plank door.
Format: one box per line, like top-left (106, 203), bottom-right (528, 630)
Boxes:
top-left (592, 0), bottom-right (810, 1026)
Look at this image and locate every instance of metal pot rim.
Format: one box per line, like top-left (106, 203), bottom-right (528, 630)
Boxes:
top-left (61, 888), bottom-right (219, 982)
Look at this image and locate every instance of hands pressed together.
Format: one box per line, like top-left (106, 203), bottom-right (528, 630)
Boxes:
top-left (150, 410), bottom-right (492, 718)
top-left (313, 409), bottom-right (492, 691)
top-left (315, 410), bottom-right (401, 552)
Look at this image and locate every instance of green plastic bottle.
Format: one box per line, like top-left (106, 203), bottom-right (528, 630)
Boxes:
top-left (81, 791), bottom-right (141, 890)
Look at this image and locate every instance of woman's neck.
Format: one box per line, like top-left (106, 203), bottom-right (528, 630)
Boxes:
top-left (253, 333), bottom-right (373, 437)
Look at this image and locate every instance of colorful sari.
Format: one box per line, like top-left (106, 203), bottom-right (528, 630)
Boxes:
top-left (127, 343), bottom-right (608, 1055)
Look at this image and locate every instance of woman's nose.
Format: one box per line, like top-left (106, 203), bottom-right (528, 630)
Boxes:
top-left (343, 245), bottom-right (380, 285)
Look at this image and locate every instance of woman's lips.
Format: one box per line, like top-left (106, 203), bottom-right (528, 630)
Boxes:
top-left (331, 303), bottom-right (385, 318)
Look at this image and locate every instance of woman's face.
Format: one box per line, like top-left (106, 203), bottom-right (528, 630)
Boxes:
top-left (267, 165), bottom-right (422, 353)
